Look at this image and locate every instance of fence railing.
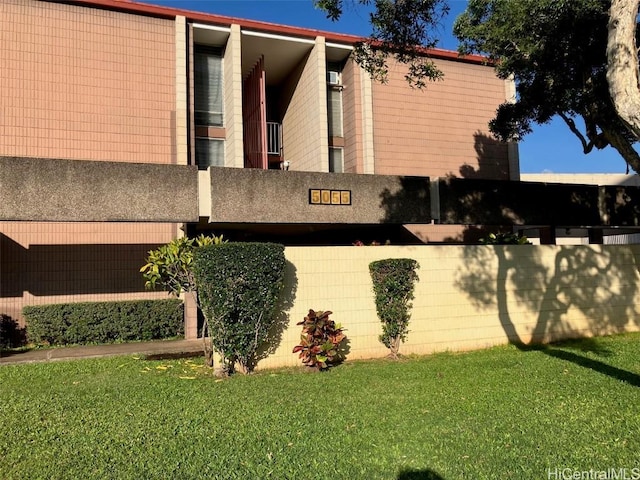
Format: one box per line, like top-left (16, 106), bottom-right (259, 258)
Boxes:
top-left (266, 122), bottom-right (282, 155)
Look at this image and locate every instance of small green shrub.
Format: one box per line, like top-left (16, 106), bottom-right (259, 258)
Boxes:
top-left (141, 233), bottom-right (226, 367)
top-left (293, 309), bottom-right (346, 370)
top-left (480, 232), bottom-right (531, 245)
top-left (193, 242), bottom-right (286, 374)
top-left (369, 258), bottom-right (419, 359)
top-left (140, 234), bottom-right (227, 294)
top-left (23, 299), bottom-right (183, 346)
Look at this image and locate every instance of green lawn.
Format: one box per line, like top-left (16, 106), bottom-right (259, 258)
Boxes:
top-left (1, 334), bottom-right (640, 480)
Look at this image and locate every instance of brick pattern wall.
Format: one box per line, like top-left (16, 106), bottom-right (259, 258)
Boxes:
top-left (282, 38), bottom-right (328, 172)
top-left (341, 58), bottom-right (363, 173)
top-left (256, 245), bottom-right (640, 370)
top-left (0, 2), bottom-right (180, 327)
top-left (175, 16), bottom-right (188, 165)
top-left (372, 58), bottom-right (510, 180)
top-left (0, 222), bottom-right (176, 325)
top-left (0, 0), bottom-right (176, 163)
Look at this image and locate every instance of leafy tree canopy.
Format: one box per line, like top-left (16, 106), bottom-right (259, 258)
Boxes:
top-left (316, 0), bottom-right (449, 86)
top-left (454, 0), bottom-right (640, 172)
top-left (316, 0), bottom-right (640, 172)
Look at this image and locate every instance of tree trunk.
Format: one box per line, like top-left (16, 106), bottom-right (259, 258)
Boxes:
top-left (389, 337), bottom-right (401, 360)
top-left (607, 0), bottom-right (640, 147)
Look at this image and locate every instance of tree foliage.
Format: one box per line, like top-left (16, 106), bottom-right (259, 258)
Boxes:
top-left (318, 0), bottom-right (640, 172)
top-left (316, 0), bottom-right (449, 87)
top-left (192, 243), bottom-right (286, 374)
top-left (369, 258), bottom-right (419, 359)
top-left (140, 234), bottom-right (225, 296)
top-left (454, 0), bottom-right (640, 172)
top-left (140, 234), bottom-right (226, 367)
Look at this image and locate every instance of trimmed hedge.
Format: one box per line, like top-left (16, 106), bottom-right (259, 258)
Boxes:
top-left (193, 242), bottom-right (286, 373)
top-left (369, 258), bottom-right (419, 359)
top-left (23, 299), bottom-right (184, 346)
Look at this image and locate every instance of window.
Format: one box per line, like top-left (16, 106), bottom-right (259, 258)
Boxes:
top-left (327, 88), bottom-right (343, 137)
top-left (195, 137), bottom-right (224, 168)
top-left (194, 47), bottom-right (223, 126)
top-left (329, 147), bottom-right (343, 173)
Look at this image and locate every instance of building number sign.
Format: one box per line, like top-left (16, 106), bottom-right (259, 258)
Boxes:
top-left (309, 189), bottom-right (351, 205)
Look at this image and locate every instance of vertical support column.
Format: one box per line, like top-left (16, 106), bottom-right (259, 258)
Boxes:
top-left (183, 291), bottom-right (198, 339)
top-left (316, 36), bottom-right (330, 173)
top-left (187, 23), bottom-right (195, 166)
top-left (588, 229), bottom-right (604, 244)
top-left (360, 64), bottom-right (375, 174)
top-left (175, 16), bottom-right (188, 166)
top-left (539, 227), bottom-right (557, 245)
top-left (225, 24), bottom-right (244, 168)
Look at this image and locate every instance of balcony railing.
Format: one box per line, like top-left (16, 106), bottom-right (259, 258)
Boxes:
top-left (267, 122), bottom-right (282, 155)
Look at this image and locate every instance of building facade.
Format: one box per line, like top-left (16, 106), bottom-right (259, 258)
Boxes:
top-left (0, 0), bottom-right (517, 322)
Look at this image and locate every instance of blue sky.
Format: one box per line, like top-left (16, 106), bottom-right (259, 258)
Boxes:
top-left (153, 0), bottom-right (631, 174)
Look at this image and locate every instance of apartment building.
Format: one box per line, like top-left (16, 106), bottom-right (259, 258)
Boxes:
top-left (0, 0), bottom-right (517, 322)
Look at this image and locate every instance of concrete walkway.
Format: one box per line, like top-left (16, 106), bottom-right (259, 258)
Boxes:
top-left (0, 339), bottom-right (203, 365)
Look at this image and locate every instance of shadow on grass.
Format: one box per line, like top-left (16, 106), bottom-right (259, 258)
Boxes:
top-left (509, 339), bottom-right (640, 387)
top-left (397, 468), bottom-right (445, 480)
top-left (544, 347), bottom-right (640, 387)
top-left (454, 243), bottom-right (640, 388)
top-left (144, 351), bottom-right (202, 361)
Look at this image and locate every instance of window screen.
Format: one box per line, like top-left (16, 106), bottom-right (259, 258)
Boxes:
top-left (195, 137), bottom-right (224, 168)
top-left (194, 47), bottom-right (223, 126)
top-left (329, 147), bottom-right (343, 173)
top-left (327, 88), bottom-right (343, 137)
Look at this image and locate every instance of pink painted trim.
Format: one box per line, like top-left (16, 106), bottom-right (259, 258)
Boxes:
top-left (58, 0), bottom-right (489, 65)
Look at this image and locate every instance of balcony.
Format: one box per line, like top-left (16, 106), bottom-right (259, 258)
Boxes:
top-left (266, 122), bottom-right (282, 156)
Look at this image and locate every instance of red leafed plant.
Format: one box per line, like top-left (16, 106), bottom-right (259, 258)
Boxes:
top-left (293, 310), bottom-right (346, 370)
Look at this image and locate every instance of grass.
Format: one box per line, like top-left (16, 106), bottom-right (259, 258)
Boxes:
top-left (1, 334), bottom-right (640, 480)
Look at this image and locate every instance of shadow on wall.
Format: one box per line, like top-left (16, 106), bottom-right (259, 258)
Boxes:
top-left (376, 131), bottom-right (514, 243)
top-left (252, 260), bottom-right (298, 369)
top-left (0, 233), bottom-right (161, 297)
top-left (454, 244), bottom-right (640, 384)
top-left (441, 131), bottom-right (512, 242)
top-left (379, 176), bottom-right (432, 224)
top-left (442, 131), bottom-right (600, 243)
top-left (458, 131), bottom-right (511, 180)
top-left (0, 314), bottom-right (27, 348)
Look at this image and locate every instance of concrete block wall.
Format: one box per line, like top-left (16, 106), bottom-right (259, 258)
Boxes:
top-left (0, 0), bottom-right (181, 327)
top-left (0, 222), bottom-right (176, 323)
top-left (255, 245), bottom-right (640, 370)
top-left (0, 0), bottom-right (176, 164)
top-left (282, 38), bottom-right (329, 172)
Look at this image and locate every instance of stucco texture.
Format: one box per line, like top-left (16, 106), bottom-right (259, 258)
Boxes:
top-left (207, 167), bottom-right (431, 224)
top-left (0, 157), bottom-right (198, 222)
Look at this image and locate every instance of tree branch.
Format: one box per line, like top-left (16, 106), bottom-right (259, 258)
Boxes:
top-left (603, 126), bottom-right (640, 173)
top-left (559, 113), bottom-right (594, 153)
